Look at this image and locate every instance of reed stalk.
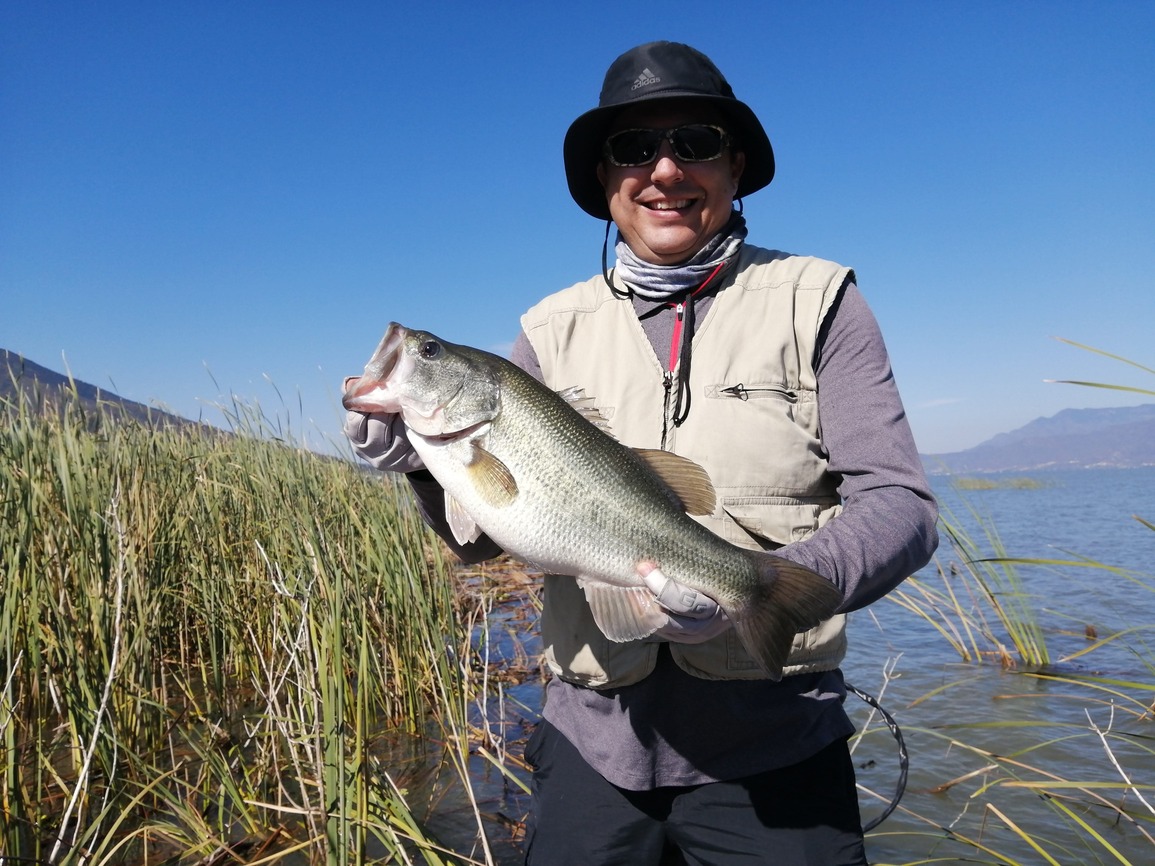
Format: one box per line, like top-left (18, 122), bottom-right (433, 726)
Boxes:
top-left (868, 332), bottom-right (1155, 863)
top-left (0, 381), bottom-right (485, 862)
top-left (892, 507), bottom-right (1051, 669)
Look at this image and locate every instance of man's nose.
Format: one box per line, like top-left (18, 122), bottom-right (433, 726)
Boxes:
top-left (650, 140), bottom-right (684, 181)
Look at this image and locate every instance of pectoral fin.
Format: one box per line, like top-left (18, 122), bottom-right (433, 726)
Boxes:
top-left (580, 580), bottom-right (668, 642)
top-left (466, 445), bottom-right (518, 508)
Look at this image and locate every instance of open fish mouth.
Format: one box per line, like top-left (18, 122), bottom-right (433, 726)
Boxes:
top-left (342, 323), bottom-right (407, 411)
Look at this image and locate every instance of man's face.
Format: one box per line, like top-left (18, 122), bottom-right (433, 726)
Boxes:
top-left (597, 102), bottom-right (745, 266)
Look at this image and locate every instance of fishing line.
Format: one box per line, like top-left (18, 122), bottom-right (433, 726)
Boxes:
top-left (844, 680), bottom-right (908, 832)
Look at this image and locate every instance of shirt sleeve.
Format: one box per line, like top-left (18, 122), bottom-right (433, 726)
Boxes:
top-left (771, 283), bottom-right (939, 611)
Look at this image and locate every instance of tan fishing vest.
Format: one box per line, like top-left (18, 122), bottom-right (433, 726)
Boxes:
top-left (521, 245), bottom-right (853, 688)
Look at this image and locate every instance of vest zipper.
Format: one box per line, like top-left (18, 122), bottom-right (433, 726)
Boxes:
top-left (659, 261), bottom-right (726, 451)
top-left (720, 384), bottom-right (799, 402)
top-left (660, 302), bottom-right (686, 450)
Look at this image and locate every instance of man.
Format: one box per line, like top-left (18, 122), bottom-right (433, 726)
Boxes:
top-left (346, 41), bottom-right (938, 866)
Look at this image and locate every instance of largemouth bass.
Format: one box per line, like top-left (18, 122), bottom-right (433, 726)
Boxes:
top-left (343, 323), bottom-right (842, 680)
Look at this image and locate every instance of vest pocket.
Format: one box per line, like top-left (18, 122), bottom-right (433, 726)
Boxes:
top-left (707, 381), bottom-right (801, 424)
top-left (540, 574), bottom-right (659, 688)
top-left (720, 497), bottom-right (836, 549)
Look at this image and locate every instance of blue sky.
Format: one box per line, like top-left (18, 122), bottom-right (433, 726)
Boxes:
top-left (3, 1), bottom-right (1152, 455)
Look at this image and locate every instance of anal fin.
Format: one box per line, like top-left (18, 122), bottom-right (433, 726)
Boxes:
top-left (580, 580), bottom-right (667, 642)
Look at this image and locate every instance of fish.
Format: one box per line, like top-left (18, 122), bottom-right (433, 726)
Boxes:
top-left (343, 323), bottom-right (843, 680)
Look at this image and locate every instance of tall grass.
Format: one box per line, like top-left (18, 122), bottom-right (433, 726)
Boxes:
top-left (892, 507), bottom-right (1051, 669)
top-left (898, 338), bottom-right (1155, 672)
top-left (0, 384), bottom-right (489, 863)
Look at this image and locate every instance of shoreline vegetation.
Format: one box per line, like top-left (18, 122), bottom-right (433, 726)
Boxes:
top-left (951, 476), bottom-right (1049, 490)
top-left (2, 383), bottom-right (1153, 864)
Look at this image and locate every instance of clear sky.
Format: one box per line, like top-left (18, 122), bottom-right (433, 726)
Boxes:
top-left (3, 1), bottom-right (1152, 455)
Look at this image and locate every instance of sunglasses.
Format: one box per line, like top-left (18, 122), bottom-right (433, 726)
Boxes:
top-left (603, 124), bottom-right (732, 167)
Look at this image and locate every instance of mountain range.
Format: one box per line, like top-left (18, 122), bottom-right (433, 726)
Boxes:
top-left (1, 348), bottom-right (196, 430)
top-left (4, 348), bottom-right (1153, 473)
top-left (921, 403), bottom-right (1155, 474)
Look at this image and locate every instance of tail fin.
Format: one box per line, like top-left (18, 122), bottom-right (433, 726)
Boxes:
top-left (727, 555), bottom-right (843, 681)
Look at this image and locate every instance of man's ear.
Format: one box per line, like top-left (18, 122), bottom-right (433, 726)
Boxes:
top-left (730, 151), bottom-right (746, 191)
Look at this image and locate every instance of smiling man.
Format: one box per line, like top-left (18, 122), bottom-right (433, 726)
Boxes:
top-left (346, 40), bottom-right (938, 865)
top-left (596, 106), bottom-right (744, 265)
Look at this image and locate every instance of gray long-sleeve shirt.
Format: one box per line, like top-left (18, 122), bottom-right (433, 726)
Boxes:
top-left (406, 278), bottom-right (938, 789)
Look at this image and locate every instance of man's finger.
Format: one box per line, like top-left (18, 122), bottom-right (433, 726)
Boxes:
top-left (640, 566), bottom-right (715, 618)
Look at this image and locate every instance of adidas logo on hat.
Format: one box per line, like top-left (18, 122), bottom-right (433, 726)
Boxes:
top-left (631, 67), bottom-right (660, 91)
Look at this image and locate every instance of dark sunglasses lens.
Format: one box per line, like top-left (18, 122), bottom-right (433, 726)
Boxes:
top-left (607, 130), bottom-right (661, 166)
top-left (606, 126), bottom-right (727, 166)
top-left (671, 126), bottom-right (725, 161)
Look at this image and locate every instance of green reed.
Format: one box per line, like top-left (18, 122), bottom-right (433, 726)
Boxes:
top-left (889, 506), bottom-right (1051, 669)
top-left (7, 338), bottom-right (1151, 864)
top-left (0, 384), bottom-right (488, 863)
top-left (857, 672), bottom-right (1155, 866)
top-left (952, 477), bottom-right (1049, 491)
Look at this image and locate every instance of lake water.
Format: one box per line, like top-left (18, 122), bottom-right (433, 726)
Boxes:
top-left (841, 467), bottom-right (1155, 864)
top-left (452, 468), bottom-right (1155, 864)
top-left (879, 467), bottom-right (1155, 671)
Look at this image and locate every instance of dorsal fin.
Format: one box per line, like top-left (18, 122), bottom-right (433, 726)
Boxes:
top-left (554, 386), bottom-right (714, 514)
top-left (632, 449), bottom-right (716, 516)
top-left (557, 386), bottom-right (615, 437)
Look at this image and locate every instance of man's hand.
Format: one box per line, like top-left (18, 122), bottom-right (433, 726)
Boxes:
top-left (342, 376), bottom-right (426, 473)
top-left (640, 564), bottom-right (731, 644)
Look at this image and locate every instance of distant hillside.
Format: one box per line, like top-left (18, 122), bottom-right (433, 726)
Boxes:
top-left (922, 404), bottom-right (1155, 474)
top-left (1, 348), bottom-right (196, 430)
top-left (6, 347), bottom-right (1153, 472)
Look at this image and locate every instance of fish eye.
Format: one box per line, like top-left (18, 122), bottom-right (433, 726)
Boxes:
top-left (418, 339), bottom-right (442, 359)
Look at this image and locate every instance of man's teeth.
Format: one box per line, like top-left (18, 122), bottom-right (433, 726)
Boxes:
top-left (650, 199), bottom-right (692, 210)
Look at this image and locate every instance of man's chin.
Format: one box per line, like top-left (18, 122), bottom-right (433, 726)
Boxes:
top-left (633, 230), bottom-right (705, 265)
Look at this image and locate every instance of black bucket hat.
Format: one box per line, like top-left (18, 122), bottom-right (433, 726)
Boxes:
top-left (564, 41), bottom-right (775, 220)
